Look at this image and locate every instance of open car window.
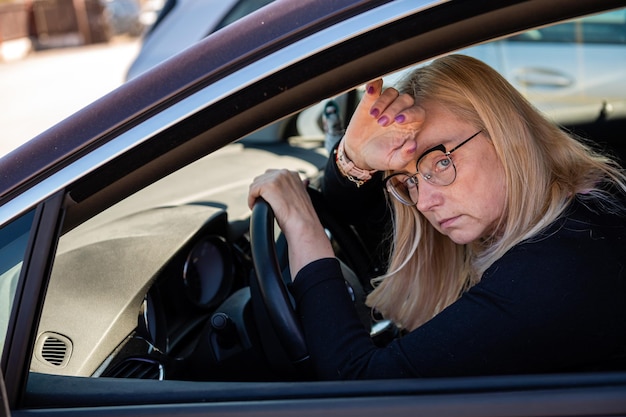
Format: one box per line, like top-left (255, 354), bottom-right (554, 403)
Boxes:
top-left (26, 4), bottom-right (626, 405)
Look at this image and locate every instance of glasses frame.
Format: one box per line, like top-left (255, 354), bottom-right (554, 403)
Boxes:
top-left (383, 130), bottom-right (482, 205)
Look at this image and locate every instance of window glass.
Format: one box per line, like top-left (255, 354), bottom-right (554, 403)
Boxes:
top-left (452, 8), bottom-right (626, 129)
top-left (0, 211), bottom-right (35, 358)
top-left (508, 10), bottom-right (626, 44)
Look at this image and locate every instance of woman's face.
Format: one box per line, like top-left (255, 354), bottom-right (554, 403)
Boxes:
top-left (404, 101), bottom-right (506, 244)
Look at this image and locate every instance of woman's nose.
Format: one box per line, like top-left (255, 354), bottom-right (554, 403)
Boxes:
top-left (415, 180), bottom-right (441, 212)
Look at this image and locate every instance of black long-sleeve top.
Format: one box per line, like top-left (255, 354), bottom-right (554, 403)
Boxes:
top-left (289, 157), bottom-right (626, 379)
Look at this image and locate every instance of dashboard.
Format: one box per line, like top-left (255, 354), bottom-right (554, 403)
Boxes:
top-left (31, 203), bottom-right (271, 381)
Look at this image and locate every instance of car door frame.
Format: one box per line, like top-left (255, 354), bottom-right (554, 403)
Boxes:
top-left (1, 192), bottom-right (64, 410)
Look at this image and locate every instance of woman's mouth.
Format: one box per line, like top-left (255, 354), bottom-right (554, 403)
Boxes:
top-left (439, 215), bottom-right (460, 229)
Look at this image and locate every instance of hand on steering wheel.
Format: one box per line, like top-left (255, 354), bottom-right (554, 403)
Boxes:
top-left (250, 188), bottom-right (373, 370)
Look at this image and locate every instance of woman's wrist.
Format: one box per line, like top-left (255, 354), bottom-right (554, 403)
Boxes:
top-left (285, 219), bottom-right (335, 278)
top-left (335, 138), bottom-right (377, 187)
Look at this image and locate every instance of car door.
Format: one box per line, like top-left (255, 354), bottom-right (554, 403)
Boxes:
top-left (460, 9), bottom-right (626, 126)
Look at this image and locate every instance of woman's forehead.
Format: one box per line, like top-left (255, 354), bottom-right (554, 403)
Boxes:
top-left (416, 103), bottom-right (474, 150)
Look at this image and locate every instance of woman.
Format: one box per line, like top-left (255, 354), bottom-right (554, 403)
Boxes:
top-left (248, 55), bottom-right (626, 379)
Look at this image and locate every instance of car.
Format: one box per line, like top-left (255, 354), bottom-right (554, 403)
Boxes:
top-left (125, 0), bottom-right (276, 80)
top-left (125, 0), bottom-right (332, 144)
top-left (1, 0), bottom-right (626, 416)
top-left (408, 7), bottom-right (626, 132)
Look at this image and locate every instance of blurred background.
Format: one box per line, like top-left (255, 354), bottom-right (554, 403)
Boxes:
top-left (0, 0), bottom-right (161, 54)
top-left (0, 0), bottom-right (164, 156)
top-left (0, 0), bottom-right (283, 157)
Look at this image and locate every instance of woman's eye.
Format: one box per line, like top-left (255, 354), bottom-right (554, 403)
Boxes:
top-left (434, 157), bottom-right (451, 171)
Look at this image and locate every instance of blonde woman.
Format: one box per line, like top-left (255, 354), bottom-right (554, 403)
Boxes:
top-left (248, 55), bottom-right (626, 379)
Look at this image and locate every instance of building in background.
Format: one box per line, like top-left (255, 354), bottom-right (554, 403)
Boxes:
top-left (0, 0), bottom-right (147, 61)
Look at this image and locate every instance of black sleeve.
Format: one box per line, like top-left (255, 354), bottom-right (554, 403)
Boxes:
top-left (290, 207), bottom-right (626, 379)
top-left (321, 149), bottom-right (391, 269)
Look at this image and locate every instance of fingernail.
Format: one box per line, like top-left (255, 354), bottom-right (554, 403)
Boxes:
top-left (370, 108), bottom-right (380, 118)
top-left (378, 116), bottom-right (389, 126)
top-left (367, 85), bottom-right (375, 95)
top-left (394, 114), bottom-right (406, 124)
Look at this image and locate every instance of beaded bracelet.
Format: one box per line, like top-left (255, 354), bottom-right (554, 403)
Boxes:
top-left (335, 138), bottom-right (377, 187)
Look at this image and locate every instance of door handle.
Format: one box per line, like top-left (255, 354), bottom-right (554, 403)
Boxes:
top-left (514, 68), bottom-right (574, 88)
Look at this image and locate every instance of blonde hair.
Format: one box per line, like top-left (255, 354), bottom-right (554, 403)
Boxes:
top-left (366, 54), bottom-right (626, 331)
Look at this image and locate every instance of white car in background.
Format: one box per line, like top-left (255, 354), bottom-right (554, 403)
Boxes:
top-left (126, 0), bottom-right (275, 80)
top-left (460, 9), bottom-right (626, 128)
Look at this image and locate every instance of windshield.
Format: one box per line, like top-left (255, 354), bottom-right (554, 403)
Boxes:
top-left (0, 210), bottom-right (35, 358)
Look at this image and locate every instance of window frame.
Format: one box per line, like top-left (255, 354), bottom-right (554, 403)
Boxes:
top-left (2, 192), bottom-right (64, 409)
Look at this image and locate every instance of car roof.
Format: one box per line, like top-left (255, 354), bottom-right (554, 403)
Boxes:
top-left (0, 0), bottom-right (622, 222)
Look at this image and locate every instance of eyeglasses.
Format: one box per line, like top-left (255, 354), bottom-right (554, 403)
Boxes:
top-left (383, 130), bottom-right (482, 206)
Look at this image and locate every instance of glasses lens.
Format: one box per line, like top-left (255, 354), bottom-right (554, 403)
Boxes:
top-left (385, 173), bottom-right (418, 205)
top-left (417, 150), bottom-right (456, 186)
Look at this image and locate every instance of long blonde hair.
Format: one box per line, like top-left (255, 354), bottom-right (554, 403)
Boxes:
top-left (366, 54), bottom-right (626, 331)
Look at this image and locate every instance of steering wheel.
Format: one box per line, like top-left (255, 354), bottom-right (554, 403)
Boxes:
top-left (249, 187), bottom-right (372, 368)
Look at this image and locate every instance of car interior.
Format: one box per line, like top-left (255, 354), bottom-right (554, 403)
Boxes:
top-left (6, 1), bottom-right (624, 411)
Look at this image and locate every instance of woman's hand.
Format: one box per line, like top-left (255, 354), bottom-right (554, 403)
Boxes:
top-left (248, 169), bottom-right (335, 278)
top-left (343, 79), bottom-right (425, 172)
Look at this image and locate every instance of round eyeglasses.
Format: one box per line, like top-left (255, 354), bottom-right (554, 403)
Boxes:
top-left (383, 130), bottom-right (482, 206)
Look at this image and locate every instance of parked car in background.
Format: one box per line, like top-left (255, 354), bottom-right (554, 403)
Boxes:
top-left (127, 0), bottom-right (288, 143)
top-left (125, 0), bottom-right (275, 80)
top-left (1, 0), bottom-right (625, 415)
top-left (462, 8), bottom-right (626, 129)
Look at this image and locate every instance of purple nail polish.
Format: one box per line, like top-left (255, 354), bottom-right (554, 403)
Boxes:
top-left (370, 108), bottom-right (380, 118)
top-left (378, 116), bottom-right (389, 126)
top-left (367, 85), bottom-right (375, 95)
top-left (395, 114), bottom-right (406, 123)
